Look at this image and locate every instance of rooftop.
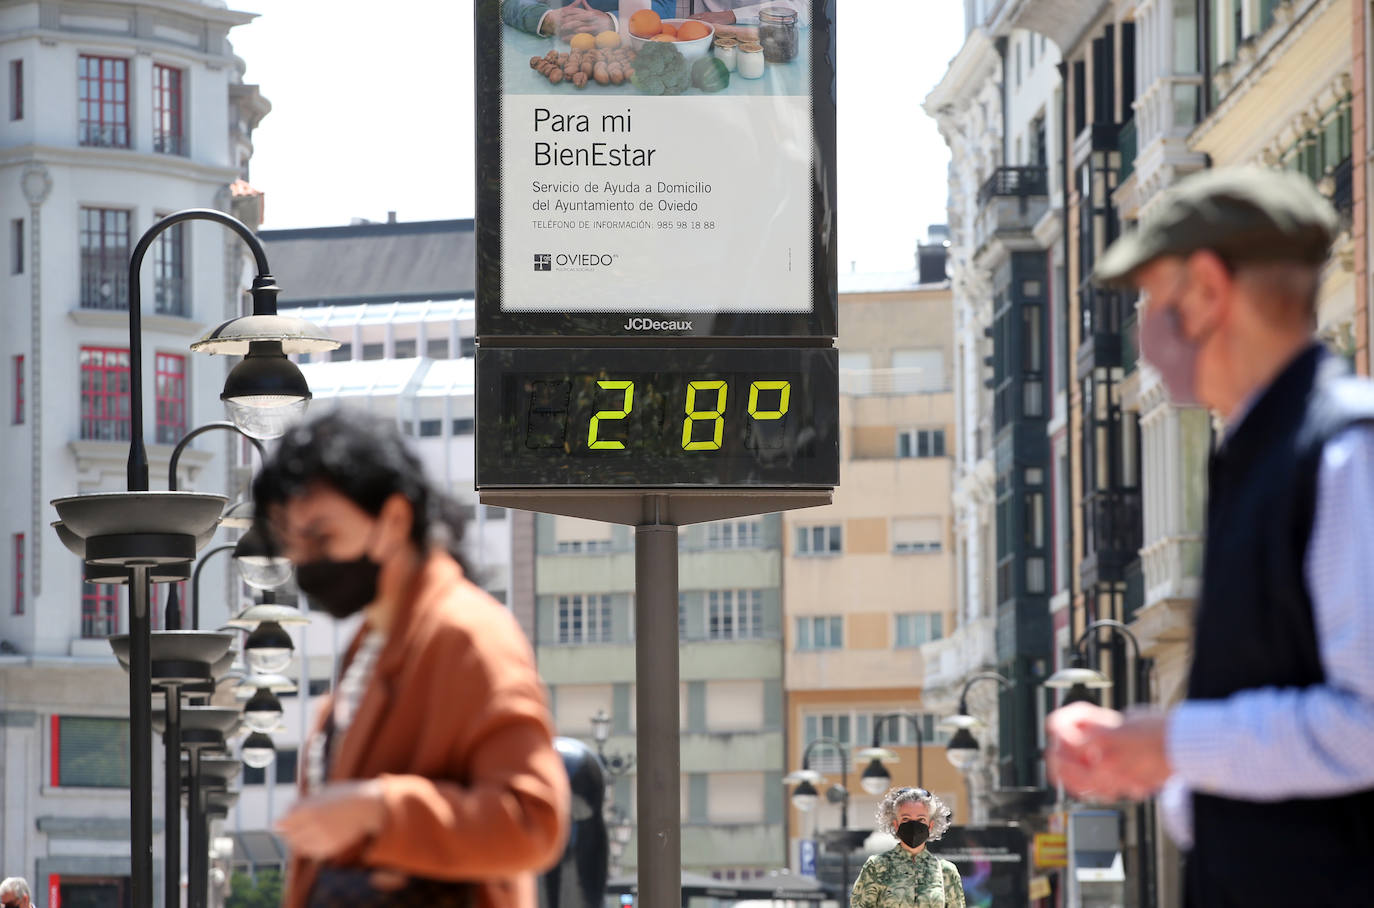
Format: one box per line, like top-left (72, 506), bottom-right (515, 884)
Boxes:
top-left (278, 298), bottom-right (473, 327)
top-left (839, 270), bottom-right (952, 294)
top-left (259, 219), bottom-right (475, 307)
top-left (299, 356), bottom-right (475, 399)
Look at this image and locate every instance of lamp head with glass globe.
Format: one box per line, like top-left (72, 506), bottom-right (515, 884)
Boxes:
top-left (243, 621), bottom-right (294, 674)
top-left (240, 731), bottom-right (276, 769)
top-left (945, 727), bottom-right (982, 771)
top-left (241, 687), bottom-right (284, 734)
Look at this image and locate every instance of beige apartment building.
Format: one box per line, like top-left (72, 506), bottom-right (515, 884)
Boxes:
top-left (783, 248), bottom-right (966, 885)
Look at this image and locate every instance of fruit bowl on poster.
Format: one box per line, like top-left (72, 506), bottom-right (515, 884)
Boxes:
top-left (626, 17), bottom-right (715, 61)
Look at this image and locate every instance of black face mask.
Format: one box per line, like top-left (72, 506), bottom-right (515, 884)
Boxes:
top-left (296, 552), bottom-right (381, 619)
top-left (896, 819), bottom-right (930, 848)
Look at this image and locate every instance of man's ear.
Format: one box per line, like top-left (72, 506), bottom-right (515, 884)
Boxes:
top-left (1182, 250), bottom-right (1233, 338)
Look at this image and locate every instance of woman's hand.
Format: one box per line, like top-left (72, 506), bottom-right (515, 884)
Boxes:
top-left (276, 779), bottom-right (388, 859)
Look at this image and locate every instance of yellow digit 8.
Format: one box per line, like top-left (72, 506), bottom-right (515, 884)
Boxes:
top-left (747, 380), bottom-right (791, 420)
top-left (588, 380), bottom-right (634, 450)
top-left (682, 380), bottom-right (728, 451)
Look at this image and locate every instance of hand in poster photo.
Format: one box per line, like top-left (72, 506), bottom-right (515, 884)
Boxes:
top-left (683, 0), bottom-right (809, 26)
top-left (499, 0), bottom-right (618, 38)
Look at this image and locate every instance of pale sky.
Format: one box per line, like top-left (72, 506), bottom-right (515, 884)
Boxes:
top-left (229, 0), bottom-right (965, 275)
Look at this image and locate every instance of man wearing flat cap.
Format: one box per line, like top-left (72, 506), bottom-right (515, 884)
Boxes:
top-left (1045, 167), bottom-right (1374, 906)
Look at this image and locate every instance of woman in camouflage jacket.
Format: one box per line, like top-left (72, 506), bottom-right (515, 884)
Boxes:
top-left (850, 787), bottom-right (965, 908)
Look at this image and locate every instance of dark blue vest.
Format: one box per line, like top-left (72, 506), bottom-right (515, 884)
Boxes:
top-left (1186, 344), bottom-right (1374, 906)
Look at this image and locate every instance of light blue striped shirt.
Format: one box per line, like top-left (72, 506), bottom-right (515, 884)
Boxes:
top-left (1160, 422), bottom-right (1374, 849)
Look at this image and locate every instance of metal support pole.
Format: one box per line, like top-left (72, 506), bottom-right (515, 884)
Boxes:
top-left (164, 684), bottom-right (182, 908)
top-left (130, 565), bottom-right (153, 908)
top-left (191, 545), bottom-right (236, 631)
top-left (634, 495), bottom-right (679, 908)
top-left (188, 748), bottom-right (203, 908)
top-left (840, 791), bottom-right (849, 903)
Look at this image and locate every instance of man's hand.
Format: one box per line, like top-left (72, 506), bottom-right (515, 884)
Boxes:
top-left (1046, 703), bottom-right (1173, 802)
top-left (690, 11), bottom-right (737, 24)
top-left (542, 0), bottom-right (612, 37)
top-left (276, 779), bottom-right (387, 859)
top-left (557, 8), bottom-right (612, 37)
top-left (1046, 702), bottom-right (1122, 797)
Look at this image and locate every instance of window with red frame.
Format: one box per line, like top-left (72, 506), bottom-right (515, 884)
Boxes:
top-left (80, 346), bottom-right (131, 442)
top-left (13, 355), bottom-right (23, 424)
top-left (152, 64), bottom-right (184, 155)
top-left (13, 533), bottom-right (24, 615)
top-left (78, 55), bottom-right (128, 148)
top-left (155, 353), bottom-right (186, 445)
top-left (81, 582), bottom-right (119, 638)
top-left (79, 208), bottom-right (130, 310)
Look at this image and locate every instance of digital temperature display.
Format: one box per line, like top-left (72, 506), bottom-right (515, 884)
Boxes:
top-left (476, 347), bottom-right (838, 488)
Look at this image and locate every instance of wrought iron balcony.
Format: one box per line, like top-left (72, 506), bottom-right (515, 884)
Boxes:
top-left (1079, 490), bottom-right (1143, 587)
top-left (974, 167), bottom-right (1049, 255)
top-left (977, 166), bottom-right (1049, 207)
top-left (80, 268), bottom-right (130, 310)
top-left (79, 123), bottom-right (130, 149)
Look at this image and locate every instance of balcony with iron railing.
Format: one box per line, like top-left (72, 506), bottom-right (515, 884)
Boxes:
top-left (79, 123), bottom-right (130, 149)
top-left (81, 415), bottom-right (132, 443)
top-left (80, 267), bottom-right (130, 311)
top-left (153, 133), bottom-right (188, 156)
top-left (1079, 490), bottom-right (1143, 588)
top-left (974, 167), bottom-right (1050, 254)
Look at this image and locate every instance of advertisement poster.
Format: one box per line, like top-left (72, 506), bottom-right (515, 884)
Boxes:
top-left (489, 0), bottom-right (829, 324)
top-left (933, 826), bottom-right (1030, 908)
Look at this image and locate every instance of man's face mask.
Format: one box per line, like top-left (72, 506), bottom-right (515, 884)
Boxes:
top-left (1139, 290), bottom-right (1207, 407)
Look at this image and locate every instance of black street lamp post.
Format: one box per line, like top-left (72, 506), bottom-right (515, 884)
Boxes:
top-left (50, 208), bottom-right (332, 908)
top-left (857, 712), bottom-right (928, 795)
top-left (787, 736), bottom-right (855, 898)
top-left (590, 708), bottom-right (636, 778)
top-left (940, 672), bottom-right (1016, 814)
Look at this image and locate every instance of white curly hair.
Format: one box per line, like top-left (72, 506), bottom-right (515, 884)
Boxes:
top-left (875, 786), bottom-right (953, 842)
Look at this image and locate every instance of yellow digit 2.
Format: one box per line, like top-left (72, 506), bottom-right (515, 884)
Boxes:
top-left (588, 380), bottom-right (634, 450)
top-left (682, 380), bottom-right (728, 451)
top-left (747, 380), bottom-right (791, 420)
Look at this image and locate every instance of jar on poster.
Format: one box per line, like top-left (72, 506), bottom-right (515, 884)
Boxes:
top-left (738, 41), bottom-right (765, 79)
top-left (758, 6), bottom-right (798, 63)
top-left (713, 36), bottom-right (739, 71)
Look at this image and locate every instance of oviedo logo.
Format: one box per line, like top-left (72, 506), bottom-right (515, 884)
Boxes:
top-left (533, 252), bottom-right (618, 272)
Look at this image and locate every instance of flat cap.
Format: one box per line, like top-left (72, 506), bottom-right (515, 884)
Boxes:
top-left (1094, 166), bottom-right (1339, 287)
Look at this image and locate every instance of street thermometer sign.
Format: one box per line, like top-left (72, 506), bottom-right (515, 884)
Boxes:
top-left (475, 4), bottom-right (837, 906)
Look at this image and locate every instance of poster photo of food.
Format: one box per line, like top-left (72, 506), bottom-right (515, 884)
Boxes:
top-left (491, 0), bottom-right (829, 322)
top-left (499, 0), bottom-right (812, 97)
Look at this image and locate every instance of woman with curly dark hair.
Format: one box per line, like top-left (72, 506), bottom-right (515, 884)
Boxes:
top-left (850, 787), bottom-right (965, 908)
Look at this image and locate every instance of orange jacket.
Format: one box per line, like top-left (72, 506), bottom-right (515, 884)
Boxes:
top-left (283, 552), bottom-right (570, 908)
